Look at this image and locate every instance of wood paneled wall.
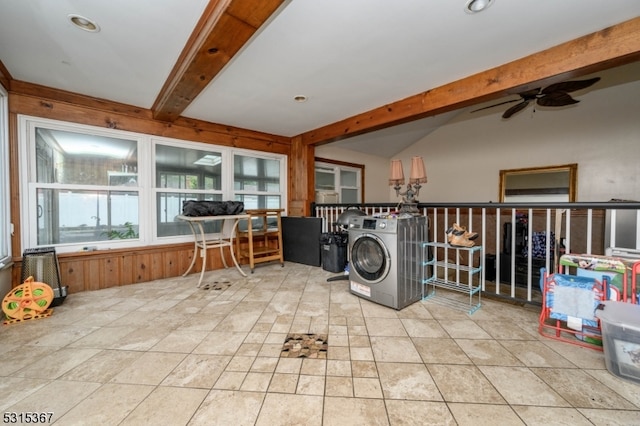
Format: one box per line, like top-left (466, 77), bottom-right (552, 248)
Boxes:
top-left (10, 243), bottom-right (235, 294)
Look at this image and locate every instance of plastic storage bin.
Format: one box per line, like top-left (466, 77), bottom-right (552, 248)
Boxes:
top-left (320, 232), bottom-right (348, 273)
top-left (595, 301), bottom-right (640, 384)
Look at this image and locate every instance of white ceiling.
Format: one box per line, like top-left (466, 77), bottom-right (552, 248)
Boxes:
top-left (1, 0), bottom-right (638, 157)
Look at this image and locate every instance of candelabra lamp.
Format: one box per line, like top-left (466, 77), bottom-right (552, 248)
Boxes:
top-left (389, 156), bottom-right (427, 214)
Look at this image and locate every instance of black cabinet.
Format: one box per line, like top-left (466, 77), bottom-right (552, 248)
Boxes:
top-left (500, 254), bottom-right (551, 289)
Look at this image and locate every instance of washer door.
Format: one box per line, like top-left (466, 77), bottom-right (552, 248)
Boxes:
top-left (350, 233), bottom-right (391, 284)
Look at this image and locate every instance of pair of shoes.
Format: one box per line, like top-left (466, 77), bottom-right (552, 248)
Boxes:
top-left (453, 223), bottom-right (478, 240)
top-left (446, 223), bottom-right (476, 248)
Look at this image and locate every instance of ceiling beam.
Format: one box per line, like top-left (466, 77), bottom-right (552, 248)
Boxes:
top-left (301, 16), bottom-right (640, 147)
top-left (152, 0), bottom-right (285, 122)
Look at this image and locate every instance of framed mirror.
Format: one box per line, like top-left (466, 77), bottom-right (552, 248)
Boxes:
top-left (499, 164), bottom-right (577, 202)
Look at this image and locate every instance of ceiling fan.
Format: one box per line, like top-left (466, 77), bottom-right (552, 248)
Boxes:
top-left (472, 77), bottom-right (601, 119)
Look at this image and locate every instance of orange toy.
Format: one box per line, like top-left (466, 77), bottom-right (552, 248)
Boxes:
top-left (2, 276), bottom-right (54, 324)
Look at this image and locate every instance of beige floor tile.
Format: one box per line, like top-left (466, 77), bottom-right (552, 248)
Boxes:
top-left (385, 400), bottom-right (455, 426)
top-left (323, 396), bottom-right (389, 425)
top-left (268, 373), bottom-right (298, 393)
top-left (241, 371), bottom-right (273, 391)
top-left (275, 357), bottom-right (303, 374)
top-left (3, 379), bottom-right (98, 417)
top-left (455, 339), bottom-right (525, 366)
top-left (499, 340), bottom-right (578, 368)
top-left (213, 371), bottom-right (247, 390)
top-left (15, 347), bottom-right (101, 379)
top-left (149, 329), bottom-right (209, 352)
top-left (67, 325), bottom-right (137, 349)
top-left (161, 354), bottom-right (231, 388)
top-left (300, 358), bottom-right (327, 375)
top-left (533, 368), bottom-right (638, 409)
top-left (578, 408), bottom-right (640, 425)
top-left (437, 319), bottom-right (493, 339)
top-left (256, 393), bottom-right (323, 426)
top-left (512, 406), bottom-right (594, 425)
top-left (189, 390), bottom-right (265, 426)
top-left (353, 377), bottom-right (383, 398)
top-left (428, 364), bottom-right (506, 404)
top-left (400, 318), bottom-right (449, 338)
top-left (365, 317), bottom-right (408, 336)
top-left (479, 365), bottom-right (570, 406)
top-left (413, 337), bottom-right (472, 364)
top-left (110, 352), bottom-right (186, 385)
top-left (297, 374), bottom-right (325, 395)
top-left (351, 360), bottom-right (379, 378)
top-left (120, 386), bottom-right (208, 425)
top-left (325, 376), bottom-right (353, 397)
top-left (226, 355), bottom-right (255, 372)
top-left (54, 383), bottom-right (155, 426)
top-left (193, 331), bottom-right (247, 355)
top-left (377, 362), bottom-right (442, 401)
top-left (61, 349), bottom-right (143, 382)
top-left (370, 336), bottom-right (425, 363)
top-left (448, 403), bottom-right (524, 426)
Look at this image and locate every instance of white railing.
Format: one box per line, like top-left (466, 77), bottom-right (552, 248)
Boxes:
top-left (313, 201), bottom-right (640, 304)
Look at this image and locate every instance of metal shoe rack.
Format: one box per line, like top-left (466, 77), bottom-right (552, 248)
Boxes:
top-left (421, 241), bottom-right (483, 314)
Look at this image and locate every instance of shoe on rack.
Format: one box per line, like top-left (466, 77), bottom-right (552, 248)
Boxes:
top-left (447, 232), bottom-right (475, 248)
top-left (452, 223), bottom-right (478, 240)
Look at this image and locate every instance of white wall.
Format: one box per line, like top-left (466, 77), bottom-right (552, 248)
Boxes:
top-left (318, 63), bottom-right (640, 203)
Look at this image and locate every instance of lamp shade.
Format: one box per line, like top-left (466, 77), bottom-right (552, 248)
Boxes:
top-left (409, 156), bottom-right (427, 184)
top-left (389, 159), bottom-right (405, 185)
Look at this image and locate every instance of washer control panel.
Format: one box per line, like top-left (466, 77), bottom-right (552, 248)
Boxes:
top-left (349, 216), bottom-right (397, 233)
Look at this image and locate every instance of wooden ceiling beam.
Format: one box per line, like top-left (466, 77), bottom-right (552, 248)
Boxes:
top-left (152, 0), bottom-right (285, 122)
top-left (301, 16), bottom-right (640, 147)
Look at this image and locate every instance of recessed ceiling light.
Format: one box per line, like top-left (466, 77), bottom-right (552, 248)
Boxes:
top-left (464, 0), bottom-right (494, 14)
top-left (294, 95), bottom-right (308, 103)
top-left (68, 14), bottom-right (100, 32)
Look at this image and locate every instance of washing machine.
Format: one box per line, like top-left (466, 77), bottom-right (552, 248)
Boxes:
top-left (347, 215), bottom-right (427, 310)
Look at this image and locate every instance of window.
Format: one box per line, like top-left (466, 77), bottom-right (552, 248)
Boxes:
top-left (0, 85), bottom-right (10, 267)
top-left (19, 116), bottom-right (287, 252)
top-left (314, 159), bottom-right (362, 203)
top-left (154, 142), bottom-right (223, 237)
top-left (234, 154), bottom-right (282, 210)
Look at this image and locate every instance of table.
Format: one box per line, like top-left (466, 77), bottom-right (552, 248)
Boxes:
top-left (176, 214), bottom-right (249, 287)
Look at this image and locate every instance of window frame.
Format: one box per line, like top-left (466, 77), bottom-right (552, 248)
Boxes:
top-left (18, 116), bottom-right (287, 253)
top-left (0, 84), bottom-right (10, 266)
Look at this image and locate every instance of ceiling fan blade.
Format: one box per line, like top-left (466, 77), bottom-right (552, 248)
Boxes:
top-left (541, 77), bottom-right (600, 94)
top-left (517, 88), bottom-right (542, 100)
top-left (470, 98), bottom-right (520, 113)
top-left (502, 101), bottom-right (529, 119)
top-left (537, 92), bottom-right (579, 107)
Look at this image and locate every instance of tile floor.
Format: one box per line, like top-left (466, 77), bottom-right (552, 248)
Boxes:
top-left (1, 262), bottom-right (639, 425)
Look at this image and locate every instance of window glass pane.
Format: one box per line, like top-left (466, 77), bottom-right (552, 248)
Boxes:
top-left (37, 188), bottom-right (138, 244)
top-left (315, 167), bottom-right (335, 191)
top-left (341, 188), bottom-right (359, 204)
top-left (35, 128), bottom-right (137, 185)
top-left (234, 155), bottom-right (280, 192)
top-left (157, 192), bottom-right (222, 237)
top-left (340, 170), bottom-right (357, 187)
top-left (235, 194), bottom-right (280, 210)
top-left (156, 145), bottom-right (221, 190)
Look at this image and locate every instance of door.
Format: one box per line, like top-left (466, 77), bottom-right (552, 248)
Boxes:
top-left (350, 233), bottom-right (391, 283)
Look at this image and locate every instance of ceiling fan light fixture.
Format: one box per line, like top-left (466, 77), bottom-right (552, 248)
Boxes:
top-left (464, 0), bottom-right (494, 14)
top-left (68, 14), bottom-right (100, 32)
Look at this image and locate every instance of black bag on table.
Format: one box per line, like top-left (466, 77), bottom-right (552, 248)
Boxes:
top-left (182, 200), bottom-right (245, 216)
